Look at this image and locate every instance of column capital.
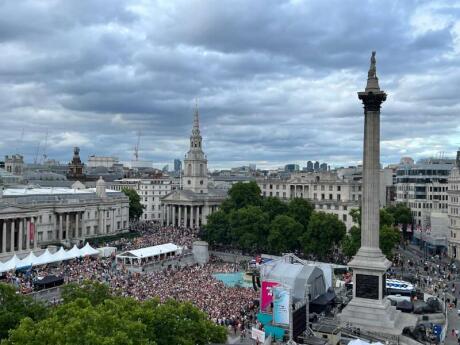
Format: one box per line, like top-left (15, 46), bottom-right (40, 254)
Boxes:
top-left (358, 90), bottom-right (387, 112)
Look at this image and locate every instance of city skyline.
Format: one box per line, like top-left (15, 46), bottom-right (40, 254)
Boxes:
top-left (0, 1), bottom-right (459, 169)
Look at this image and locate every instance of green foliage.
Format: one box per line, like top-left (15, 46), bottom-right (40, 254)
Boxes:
top-left (229, 206), bottom-right (269, 252)
top-left (0, 283), bottom-right (48, 341)
top-left (268, 215), bottom-right (304, 255)
top-left (3, 284), bottom-right (226, 345)
top-left (262, 197), bottom-right (289, 222)
top-left (287, 198), bottom-right (314, 230)
top-left (386, 203), bottom-right (413, 238)
top-left (341, 225), bottom-right (361, 258)
top-left (225, 181), bottom-right (262, 210)
top-left (340, 207), bottom-right (401, 259)
top-left (380, 225), bottom-right (401, 259)
top-left (61, 280), bottom-right (112, 306)
top-left (202, 210), bottom-right (230, 245)
top-left (122, 187), bottom-right (145, 220)
top-left (302, 212), bottom-right (346, 259)
top-left (379, 208), bottom-right (395, 228)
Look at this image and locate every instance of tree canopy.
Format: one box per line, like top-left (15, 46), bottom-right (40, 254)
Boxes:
top-left (122, 187), bottom-right (145, 220)
top-left (2, 283), bottom-right (226, 345)
top-left (302, 212), bottom-right (346, 260)
top-left (340, 207), bottom-right (401, 259)
top-left (0, 283), bottom-right (48, 341)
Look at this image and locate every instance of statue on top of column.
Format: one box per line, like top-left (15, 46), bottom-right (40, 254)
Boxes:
top-left (368, 51), bottom-right (377, 78)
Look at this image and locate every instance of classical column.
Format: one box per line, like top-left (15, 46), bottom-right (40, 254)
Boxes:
top-left (59, 214), bottom-right (63, 240)
top-left (2, 221), bottom-right (6, 253)
top-left (196, 206), bottom-right (200, 227)
top-left (76, 212), bottom-right (80, 238)
top-left (65, 213), bottom-right (70, 240)
top-left (32, 217), bottom-right (37, 249)
top-left (190, 206), bottom-right (194, 228)
top-left (10, 219), bottom-right (15, 252)
top-left (172, 205), bottom-right (176, 227)
top-left (18, 219), bottom-right (23, 251)
top-left (340, 52), bottom-right (407, 333)
top-left (184, 206), bottom-right (188, 228)
top-left (26, 218), bottom-right (31, 250)
top-left (178, 206), bottom-right (182, 227)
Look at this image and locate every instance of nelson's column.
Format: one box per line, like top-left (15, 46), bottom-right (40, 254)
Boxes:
top-left (339, 52), bottom-right (415, 334)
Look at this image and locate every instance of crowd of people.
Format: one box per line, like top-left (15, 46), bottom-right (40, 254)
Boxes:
top-left (2, 223), bottom-right (258, 326)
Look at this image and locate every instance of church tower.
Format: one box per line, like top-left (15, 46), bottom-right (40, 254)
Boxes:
top-left (183, 106), bottom-right (208, 194)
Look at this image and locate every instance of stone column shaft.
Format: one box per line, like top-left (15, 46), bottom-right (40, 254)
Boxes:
top-left (172, 205), bottom-right (176, 227)
top-left (2, 221), bottom-right (6, 253)
top-left (59, 214), bottom-right (63, 240)
top-left (26, 218), bottom-right (30, 250)
top-left (76, 212), bottom-right (79, 238)
top-left (18, 219), bottom-right (23, 251)
top-left (178, 206), bottom-right (182, 227)
top-left (33, 217), bottom-right (37, 249)
top-left (10, 220), bottom-right (15, 252)
top-left (190, 206), bottom-right (194, 228)
top-left (184, 206), bottom-right (188, 228)
top-left (361, 110), bottom-right (381, 249)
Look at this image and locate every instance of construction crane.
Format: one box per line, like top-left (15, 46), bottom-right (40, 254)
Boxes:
top-left (33, 141), bottom-right (41, 164)
top-left (41, 129), bottom-right (49, 164)
top-left (133, 130), bottom-right (142, 161)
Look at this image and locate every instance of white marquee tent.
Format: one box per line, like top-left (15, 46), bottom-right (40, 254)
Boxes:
top-left (0, 243), bottom-right (100, 273)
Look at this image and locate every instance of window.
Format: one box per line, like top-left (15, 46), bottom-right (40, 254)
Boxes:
top-left (117, 221), bottom-right (121, 229)
top-left (200, 180), bottom-right (203, 185)
top-left (337, 186), bottom-right (341, 191)
top-left (188, 180), bottom-right (191, 185)
top-left (343, 214), bottom-right (347, 222)
top-left (106, 225), bottom-right (110, 232)
top-left (86, 226), bottom-right (91, 235)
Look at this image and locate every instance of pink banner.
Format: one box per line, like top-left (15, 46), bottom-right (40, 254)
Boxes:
top-left (261, 281), bottom-right (279, 312)
top-left (29, 223), bottom-right (35, 241)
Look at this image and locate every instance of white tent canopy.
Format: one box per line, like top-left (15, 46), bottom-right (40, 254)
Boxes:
top-left (80, 243), bottom-right (100, 256)
top-left (0, 243), bottom-right (100, 273)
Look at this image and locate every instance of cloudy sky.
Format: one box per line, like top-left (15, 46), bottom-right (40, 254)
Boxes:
top-left (0, 0), bottom-right (459, 170)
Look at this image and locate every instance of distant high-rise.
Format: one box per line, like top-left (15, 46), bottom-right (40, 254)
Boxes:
top-left (314, 161), bottom-right (320, 172)
top-left (174, 159), bottom-right (182, 173)
top-left (319, 162), bottom-right (328, 172)
top-left (306, 161), bottom-right (314, 172)
top-left (284, 164), bottom-right (299, 173)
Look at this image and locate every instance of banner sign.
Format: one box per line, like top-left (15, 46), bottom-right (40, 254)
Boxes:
top-left (261, 281), bottom-right (279, 312)
top-left (273, 287), bottom-right (290, 325)
top-left (29, 223), bottom-right (35, 242)
top-left (251, 327), bottom-right (265, 342)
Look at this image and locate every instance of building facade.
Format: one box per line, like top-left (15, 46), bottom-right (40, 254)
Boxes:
top-left (5, 155), bottom-right (24, 176)
top-left (448, 151), bottom-right (460, 259)
top-left (257, 171), bottom-right (361, 229)
top-left (396, 158), bottom-right (454, 228)
top-left (111, 177), bottom-right (178, 222)
top-left (87, 155), bottom-right (119, 168)
top-left (162, 107), bottom-right (226, 227)
top-left (0, 178), bottom-right (129, 259)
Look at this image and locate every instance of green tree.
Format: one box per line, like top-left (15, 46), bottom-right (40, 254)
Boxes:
top-left (287, 198), bottom-right (314, 230)
top-left (349, 207), bottom-right (361, 227)
top-left (3, 288), bottom-right (226, 345)
top-left (380, 225), bottom-right (401, 259)
top-left (202, 210), bottom-right (230, 246)
top-left (268, 215), bottom-right (303, 255)
top-left (61, 280), bottom-right (112, 306)
top-left (122, 187), bottom-right (145, 220)
top-left (341, 225), bottom-right (361, 258)
top-left (0, 283), bottom-right (48, 341)
top-left (262, 197), bottom-right (289, 221)
top-left (225, 181), bottom-right (262, 210)
top-left (386, 203), bottom-right (412, 239)
top-left (380, 208), bottom-right (395, 228)
top-left (229, 206), bottom-right (269, 252)
top-left (302, 212), bottom-right (346, 259)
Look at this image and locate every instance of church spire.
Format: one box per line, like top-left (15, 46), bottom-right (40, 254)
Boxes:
top-left (192, 100), bottom-right (200, 137)
top-left (365, 51), bottom-right (381, 92)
